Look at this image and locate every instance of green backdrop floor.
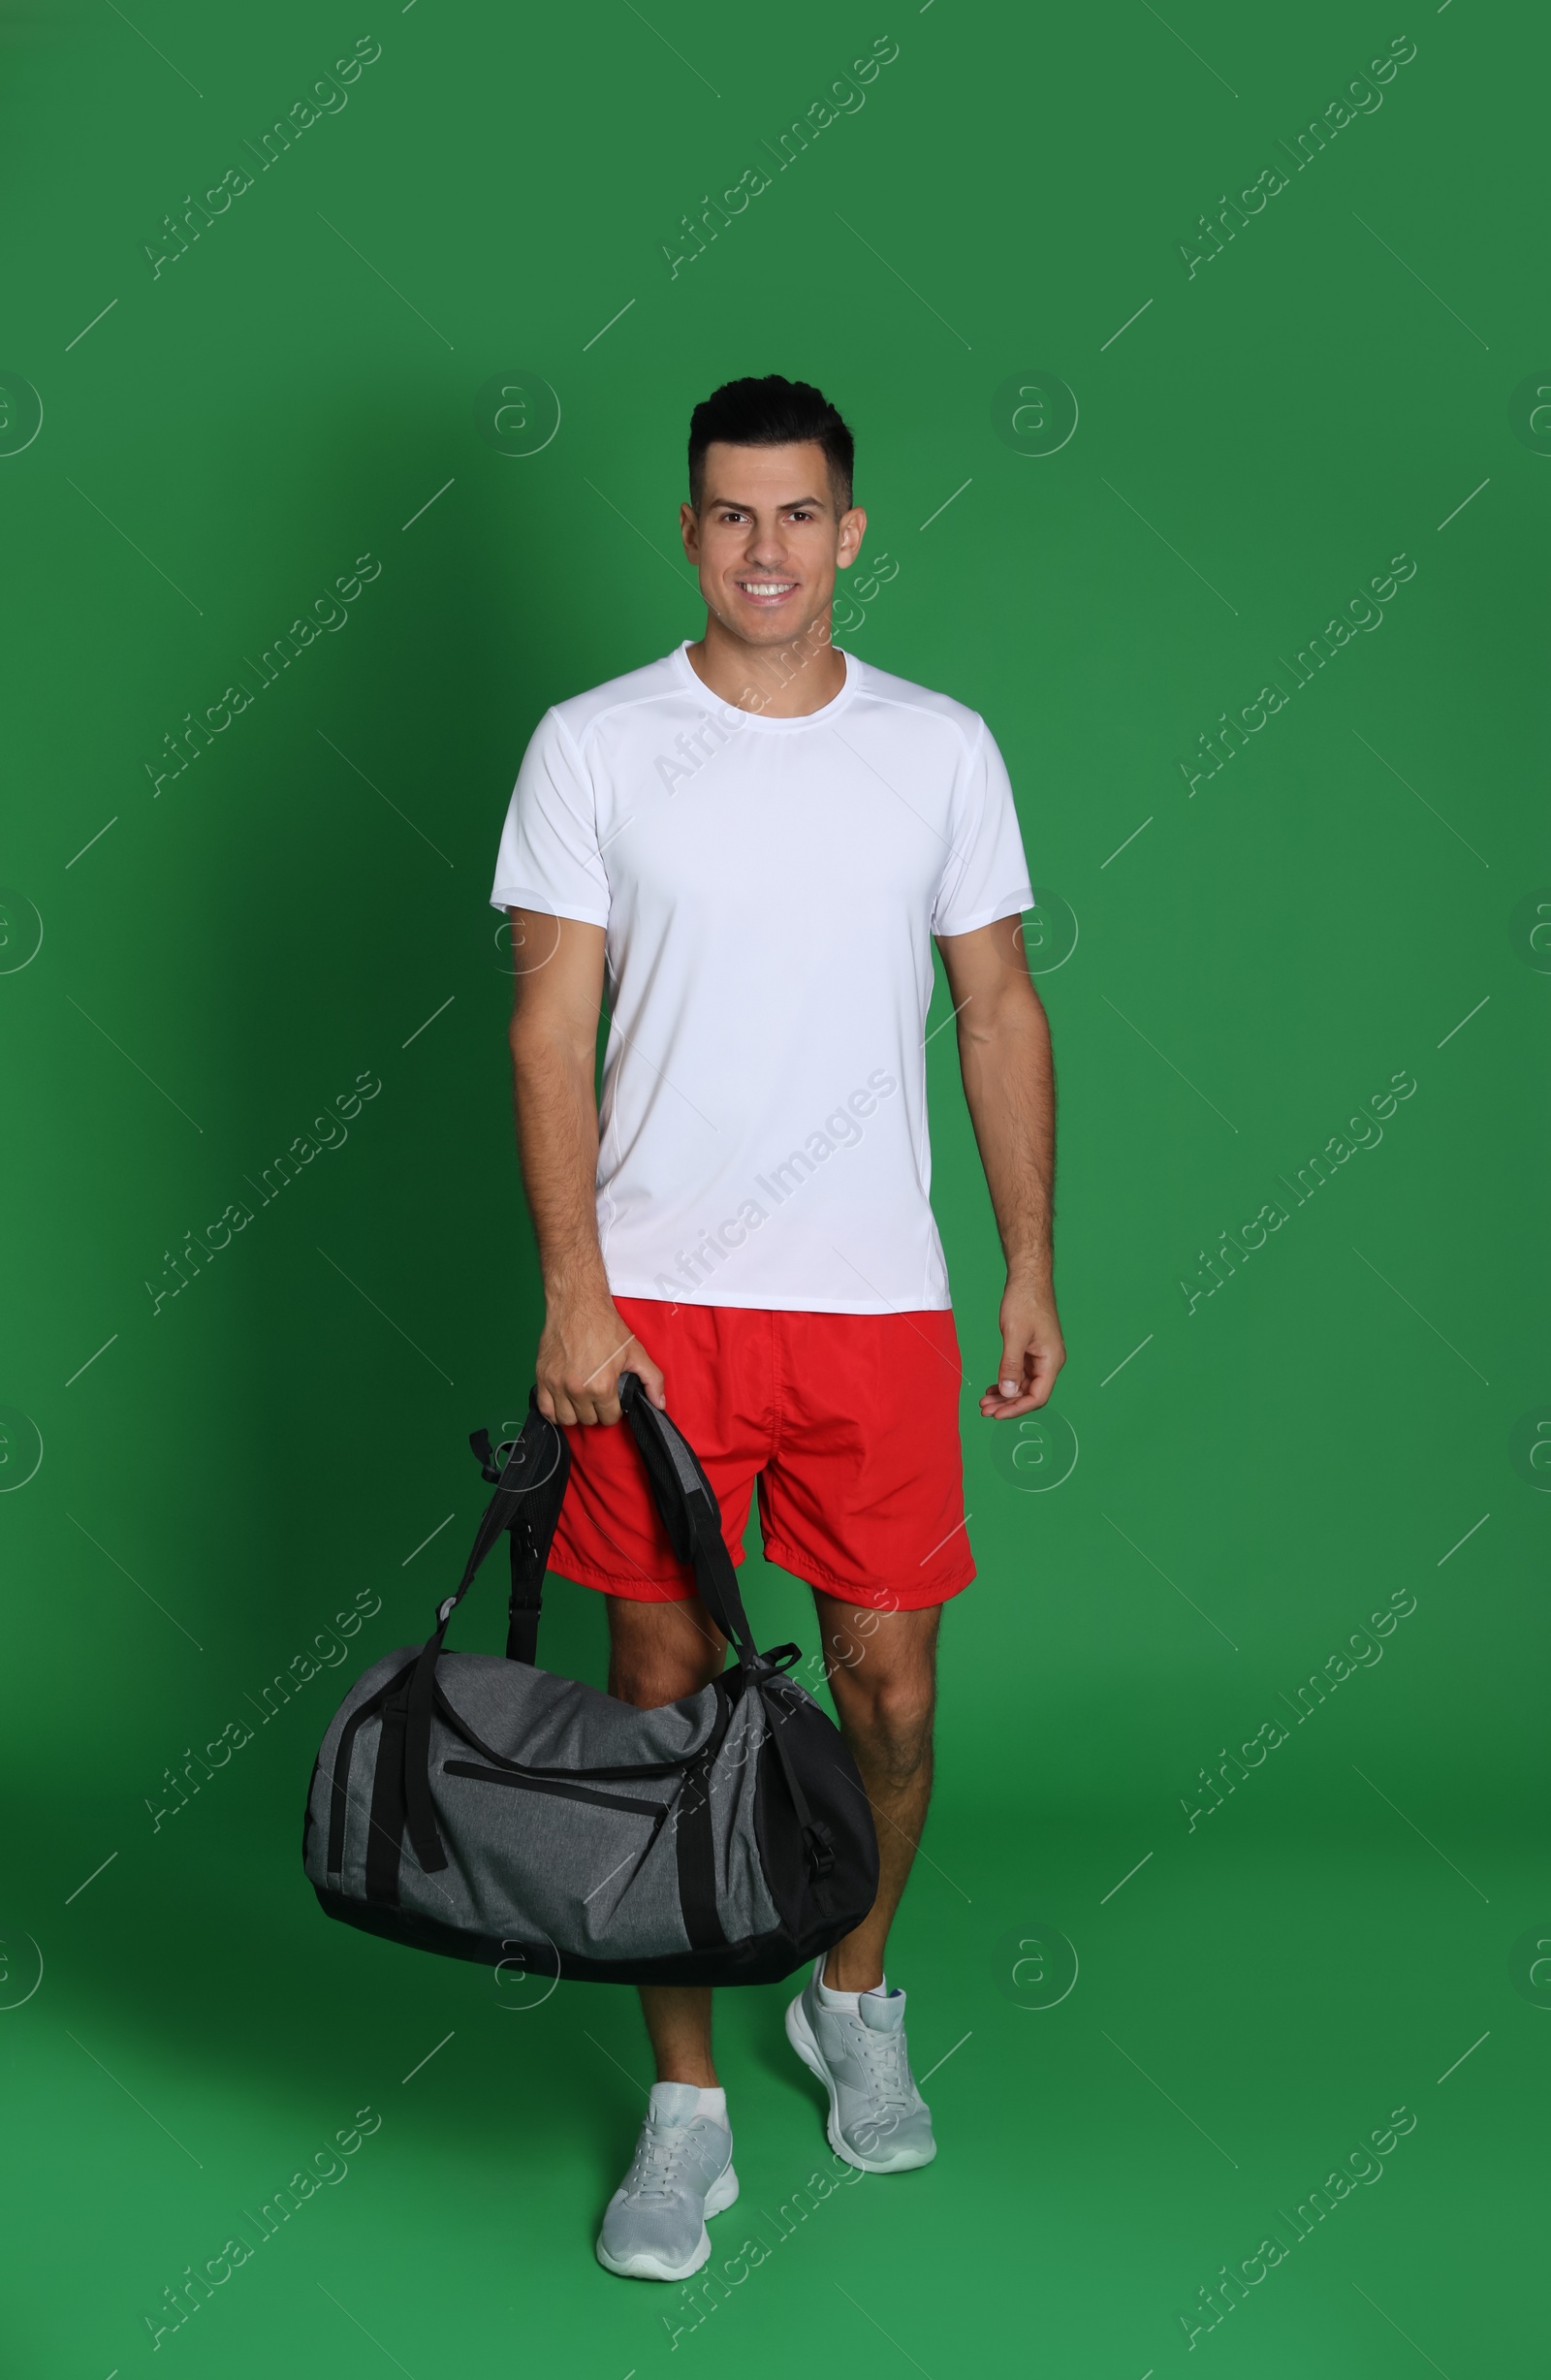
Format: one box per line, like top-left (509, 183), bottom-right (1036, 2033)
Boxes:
top-left (7, 1815), bottom-right (1535, 2378)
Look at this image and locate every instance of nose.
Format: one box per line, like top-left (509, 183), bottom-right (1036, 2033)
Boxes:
top-left (743, 522), bottom-right (790, 570)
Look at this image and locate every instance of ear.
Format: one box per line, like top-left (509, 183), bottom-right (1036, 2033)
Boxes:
top-left (838, 505), bottom-right (868, 566)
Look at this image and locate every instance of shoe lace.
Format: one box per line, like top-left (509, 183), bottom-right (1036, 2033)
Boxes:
top-left (630, 2121), bottom-right (696, 2201)
top-left (855, 2024), bottom-right (912, 2110)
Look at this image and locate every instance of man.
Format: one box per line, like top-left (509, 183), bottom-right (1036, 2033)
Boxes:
top-left (491, 375), bottom-right (1063, 2281)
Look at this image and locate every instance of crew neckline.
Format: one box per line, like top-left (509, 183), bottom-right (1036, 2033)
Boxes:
top-left (671, 638), bottom-right (858, 731)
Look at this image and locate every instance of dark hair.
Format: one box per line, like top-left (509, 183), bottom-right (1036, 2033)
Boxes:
top-left (687, 375), bottom-right (854, 511)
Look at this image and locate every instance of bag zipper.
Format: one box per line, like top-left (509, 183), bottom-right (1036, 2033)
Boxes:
top-left (430, 1671), bottom-right (735, 1784)
top-left (440, 1760), bottom-right (667, 1825)
top-left (330, 1668), bottom-right (738, 1876)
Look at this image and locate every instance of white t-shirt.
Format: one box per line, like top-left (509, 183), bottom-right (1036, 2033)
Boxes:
top-left (490, 642), bottom-right (1031, 1314)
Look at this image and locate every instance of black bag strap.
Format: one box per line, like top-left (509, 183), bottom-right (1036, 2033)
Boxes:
top-left (620, 1378), bottom-right (834, 1885)
top-left (401, 1400), bottom-right (569, 1871)
top-left (617, 1372), bottom-right (757, 1664)
top-left (469, 1412), bottom-right (553, 1663)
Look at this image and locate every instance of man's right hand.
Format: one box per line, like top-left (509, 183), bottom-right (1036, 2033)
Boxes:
top-left (535, 1299), bottom-right (667, 1426)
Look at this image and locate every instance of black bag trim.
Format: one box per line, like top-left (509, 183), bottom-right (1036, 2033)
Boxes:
top-left (667, 1671), bottom-right (738, 1954)
top-left (364, 1688), bottom-right (409, 1906)
top-left (674, 1743), bottom-right (728, 1952)
top-left (758, 1675), bottom-right (840, 1889)
top-left (327, 1659), bottom-right (417, 1877)
top-left (313, 1886), bottom-right (845, 1988)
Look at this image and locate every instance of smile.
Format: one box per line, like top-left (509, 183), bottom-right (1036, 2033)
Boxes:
top-left (737, 581), bottom-right (796, 598)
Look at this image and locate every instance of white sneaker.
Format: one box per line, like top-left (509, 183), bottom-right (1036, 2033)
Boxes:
top-left (784, 1961), bottom-right (936, 2173)
top-left (595, 2082), bottom-right (739, 2281)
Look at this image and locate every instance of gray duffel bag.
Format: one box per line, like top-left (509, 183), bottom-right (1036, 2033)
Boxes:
top-left (302, 1373), bottom-right (879, 1985)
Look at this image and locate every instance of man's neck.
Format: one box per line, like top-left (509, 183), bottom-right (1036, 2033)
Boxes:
top-left (684, 611), bottom-right (847, 717)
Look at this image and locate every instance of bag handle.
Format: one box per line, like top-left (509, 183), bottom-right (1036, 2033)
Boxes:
top-left (617, 1372), bottom-right (758, 1664)
top-left (614, 1383), bottom-right (849, 1888)
top-left (618, 1384), bottom-right (838, 1888)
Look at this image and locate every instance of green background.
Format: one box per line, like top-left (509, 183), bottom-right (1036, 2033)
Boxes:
top-left (1, 0), bottom-right (1545, 2371)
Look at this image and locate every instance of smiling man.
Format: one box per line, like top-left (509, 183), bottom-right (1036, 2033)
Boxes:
top-left (491, 374), bottom-right (1063, 2281)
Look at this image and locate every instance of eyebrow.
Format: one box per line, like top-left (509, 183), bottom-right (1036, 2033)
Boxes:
top-left (707, 492), bottom-right (830, 513)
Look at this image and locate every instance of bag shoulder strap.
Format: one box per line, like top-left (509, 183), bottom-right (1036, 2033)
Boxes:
top-left (618, 1371), bottom-right (757, 1663)
top-left (619, 1384), bottom-right (837, 1888)
top-left (469, 1411), bottom-right (556, 1664)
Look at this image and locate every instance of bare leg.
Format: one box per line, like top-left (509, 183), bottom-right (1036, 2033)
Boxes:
top-left (810, 1597), bottom-right (939, 1992)
top-left (607, 1595), bottom-right (727, 2085)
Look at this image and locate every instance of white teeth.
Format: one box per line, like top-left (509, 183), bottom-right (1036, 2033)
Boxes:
top-left (741, 582), bottom-right (793, 594)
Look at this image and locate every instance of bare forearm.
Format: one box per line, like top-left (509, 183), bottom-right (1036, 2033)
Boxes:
top-left (956, 999), bottom-right (1056, 1282)
top-left (505, 909), bottom-right (664, 1424)
top-left (509, 1028), bottom-right (608, 1303)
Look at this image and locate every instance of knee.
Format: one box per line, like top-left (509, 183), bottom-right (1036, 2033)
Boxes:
top-left (608, 1602), bottom-right (725, 1710)
top-left (832, 1668), bottom-right (935, 1783)
top-left (611, 1653), bottom-right (721, 1711)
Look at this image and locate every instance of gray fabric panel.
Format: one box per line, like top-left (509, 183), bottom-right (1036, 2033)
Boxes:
top-left (433, 1651), bottom-right (718, 1771)
top-left (305, 1646), bottom-right (785, 1959)
top-left (414, 1739), bottom-right (687, 1957)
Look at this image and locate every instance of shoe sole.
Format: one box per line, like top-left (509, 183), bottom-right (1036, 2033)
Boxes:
top-left (594, 2163), bottom-right (740, 2281)
top-left (783, 1992), bottom-right (937, 2174)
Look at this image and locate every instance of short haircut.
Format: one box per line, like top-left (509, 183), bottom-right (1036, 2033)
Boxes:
top-left (687, 375), bottom-right (855, 512)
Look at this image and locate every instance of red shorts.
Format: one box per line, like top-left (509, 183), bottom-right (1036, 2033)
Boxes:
top-left (549, 1297), bottom-right (974, 1610)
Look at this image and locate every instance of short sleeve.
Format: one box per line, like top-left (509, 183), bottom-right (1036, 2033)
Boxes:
top-left (489, 710), bottom-right (611, 926)
top-left (930, 720), bottom-right (1032, 937)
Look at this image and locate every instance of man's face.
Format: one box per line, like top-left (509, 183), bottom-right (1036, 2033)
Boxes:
top-left (681, 440), bottom-right (866, 650)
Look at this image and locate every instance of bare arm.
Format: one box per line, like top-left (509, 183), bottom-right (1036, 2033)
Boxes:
top-left (935, 914), bottom-right (1065, 1417)
top-left (507, 907), bottom-right (665, 1425)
